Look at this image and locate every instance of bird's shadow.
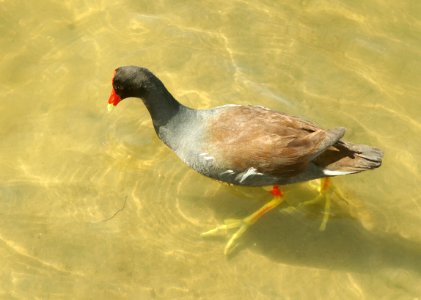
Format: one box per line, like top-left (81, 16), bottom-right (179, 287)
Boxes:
top-left (198, 183), bottom-right (421, 275)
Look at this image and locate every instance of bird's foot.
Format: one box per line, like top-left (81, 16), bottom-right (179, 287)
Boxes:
top-left (201, 186), bottom-right (284, 255)
top-left (298, 177), bottom-right (332, 231)
top-left (282, 177), bottom-right (336, 231)
top-left (201, 218), bottom-right (250, 255)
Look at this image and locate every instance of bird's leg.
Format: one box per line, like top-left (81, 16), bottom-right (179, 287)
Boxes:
top-left (297, 177), bottom-right (332, 231)
top-left (319, 178), bottom-right (331, 231)
top-left (201, 186), bottom-right (284, 255)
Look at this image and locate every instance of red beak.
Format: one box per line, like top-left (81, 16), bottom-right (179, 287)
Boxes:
top-left (107, 88), bottom-right (121, 111)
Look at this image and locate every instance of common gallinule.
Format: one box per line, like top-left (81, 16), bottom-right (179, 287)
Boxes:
top-left (107, 66), bottom-right (383, 255)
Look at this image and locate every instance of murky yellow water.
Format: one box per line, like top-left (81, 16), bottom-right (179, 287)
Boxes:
top-left (1, 0), bottom-right (421, 299)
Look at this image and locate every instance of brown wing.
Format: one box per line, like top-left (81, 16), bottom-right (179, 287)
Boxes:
top-left (207, 105), bottom-right (344, 177)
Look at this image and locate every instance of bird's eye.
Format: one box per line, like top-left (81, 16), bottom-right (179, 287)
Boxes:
top-left (115, 85), bottom-right (123, 91)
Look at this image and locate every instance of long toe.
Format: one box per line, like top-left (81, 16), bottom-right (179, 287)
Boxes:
top-left (202, 188), bottom-right (284, 255)
top-left (201, 219), bottom-right (250, 255)
top-left (223, 221), bottom-right (249, 256)
top-left (201, 218), bottom-right (246, 237)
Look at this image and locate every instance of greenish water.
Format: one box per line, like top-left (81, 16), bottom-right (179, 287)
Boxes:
top-left (1, 0), bottom-right (420, 299)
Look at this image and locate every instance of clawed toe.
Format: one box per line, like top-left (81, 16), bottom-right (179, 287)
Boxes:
top-left (201, 219), bottom-right (250, 255)
top-left (202, 189), bottom-right (285, 255)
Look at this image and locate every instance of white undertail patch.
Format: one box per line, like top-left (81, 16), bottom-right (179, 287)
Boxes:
top-left (322, 169), bottom-right (356, 176)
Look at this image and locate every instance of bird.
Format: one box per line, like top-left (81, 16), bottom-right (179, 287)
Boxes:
top-left (107, 66), bottom-right (383, 255)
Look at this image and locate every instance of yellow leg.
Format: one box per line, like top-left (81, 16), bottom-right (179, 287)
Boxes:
top-left (319, 189), bottom-right (331, 231)
top-left (298, 177), bottom-right (332, 231)
top-left (201, 186), bottom-right (284, 255)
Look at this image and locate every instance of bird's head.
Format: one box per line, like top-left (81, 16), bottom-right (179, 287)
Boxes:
top-left (107, 66), bottom-right (154, 111)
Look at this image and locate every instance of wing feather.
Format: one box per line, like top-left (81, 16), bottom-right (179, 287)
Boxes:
top-left (207, 105), bottom-right (343, 177)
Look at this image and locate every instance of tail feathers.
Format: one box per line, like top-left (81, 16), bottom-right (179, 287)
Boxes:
top-left (314, 141), bottom-right (384, 176)
top-left (349, 143), bottom-right (383, 169)
top-left (340, 142), bottom-right (383, 169)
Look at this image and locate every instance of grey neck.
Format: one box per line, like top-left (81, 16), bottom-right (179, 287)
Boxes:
top-left (140, 84), bottom-right (187, 132)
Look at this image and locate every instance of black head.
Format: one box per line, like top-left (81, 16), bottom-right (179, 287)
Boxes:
top-left (107, 66), bottom-right (156, 109)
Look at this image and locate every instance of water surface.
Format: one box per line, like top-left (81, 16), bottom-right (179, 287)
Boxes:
top-left (1, 0), bottom-right (421, 299)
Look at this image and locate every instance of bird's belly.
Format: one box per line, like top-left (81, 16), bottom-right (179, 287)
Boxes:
top-left (178, 152), bottom-right (283, 186)
top-left (177, 149), bottom-right (327, 186)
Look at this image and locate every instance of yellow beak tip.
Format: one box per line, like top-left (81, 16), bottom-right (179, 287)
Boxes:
top-left (107, 103), bottom-right (114, 112)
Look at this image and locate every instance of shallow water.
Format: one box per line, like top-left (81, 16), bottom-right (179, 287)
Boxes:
top-left (1, 0), bottom-right (421, 299)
